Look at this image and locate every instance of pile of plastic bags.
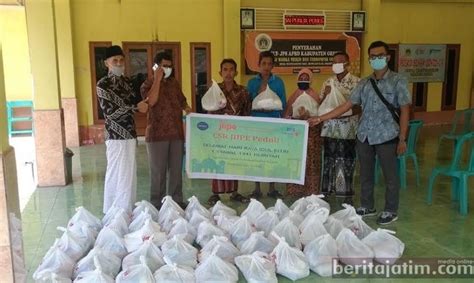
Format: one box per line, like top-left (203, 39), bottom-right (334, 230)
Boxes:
top-left (33, 194), bottom-right (405, 282)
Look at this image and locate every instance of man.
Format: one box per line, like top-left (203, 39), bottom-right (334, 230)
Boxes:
top-left (141, 51), bottom-right (192, 209)
top-left (96, 45), bottom-right (148, 214)
top-left (207, 59), bottom-right (252, 205)
top-left (247, 51), bottom-right (286, 199)
top-left (319, 52), bottom-right (360, 204)
top-left (309, 41), bottom-right (411, 225)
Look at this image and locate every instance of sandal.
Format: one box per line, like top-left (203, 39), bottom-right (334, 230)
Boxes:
top-left (267, 190), bottom-right (283, 199)
top-left (230, 193), bottom-right (250, 203)
top-left (207, 194), bottom-right (221, 205)
top-left (248, 191), bottom-right (262, 199)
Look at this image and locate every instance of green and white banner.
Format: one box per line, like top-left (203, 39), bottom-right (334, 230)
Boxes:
top-left (185, 113), bottom-right (308, 184)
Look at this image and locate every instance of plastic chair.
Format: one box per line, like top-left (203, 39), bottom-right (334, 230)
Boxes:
top-left (427, 132), bottom-right (474, 215)
top-left (375, 119), bottom-right (424, 189)
top-left (439, 108), bottom-right (474, 148)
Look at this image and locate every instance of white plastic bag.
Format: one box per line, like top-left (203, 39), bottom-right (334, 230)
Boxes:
top-left (211, 200), bottom-right (237, 217)
top-left (331, 203), bottom-right (358, 227)
top-left (153, 257), bottom-right (196, 283)
top-left (318, 79), bottom-right (352, 116)
top-left (336, 228), bottom-right (374, 266)
top-left (346, 215), bottom-right (374, 240)
top-left (195, 245), bottom-right (239, 283)
top-left (304, 234), bottom-right (338, 277)
top-left (200, 235), bottom-right (240, 263)
top-left (56, 227), bottom-right (89, 262)
top-left (305, 194), bottom-right (331, 212)
top-left (122, 236), bottom-right (165, 273)
top-left (270, 232), bottom-right (309, 281)
top-left (74, 256), bottom-right (116, 282)
top-left (214, 214), bottom-right (240, 234)
top-left (34, 270), bottom-right (72, 283)
top-left (133, 200), bottom-right (159, 222)
top-left (241, 198), bottom-right (266, 225)
top-left (240, 231), bottom-right (275, 255)
top-left (270, 217), bottom-right (302, 250)
top-left (66, 221), bottom-right (97, 251)
top-left (129, 207), bottom-right (155, 232)
top-left (252, 85), bottom-right (283, 111)
top-left (196, 221), bottom-right (227, 247)
top-left (324, 216), bottom-right (345, 239)
top-left (230, 216), bottom-right (255, 249)
top-left (235, 251), bottom-right (277, 283)
top-left (287, 210), bottom-right (304, 227)
top-left (33, 240), bottom-right (75, 280)
top-left (299, 217), bottom-right (328, 247)
top-left (103, 204), bottom-right (131, 227)
top-left (161, 235), bottom-right (199, 268)
top-left (159, 208), bottom-right (183, 234)
top-left (184, 196), bottom-right (211, 221)
top-left (362, 228), bottom-right (405, 264)
top-left (105, 209), bottom-right (130, 236)
top-left (254, 210), bottom-right (279, 237)
top-left (269, 199), bottom-right (290, 220)
top-left (94, 226), bottom-right (128, 259)
top-left (68, 206), bottom-right (102, 233)
top-left (124, 218), bottom-right (167, 252)
top-left (158, 196), bottom-right (185, 221)
top-left (73, 247), bottom-right (121, 279)
top-left (202, 79), bottom-right (227, 111)
top-left (167, 217), bottom-right (196, 244)
top-left (188, 212), bottom-right (212, 230)
top-left (299, 207), bottom-right (330, 229)
top-left (292, 91), bottom-right (319, 118)
top-left (116, 256), bottom-right (155, 283)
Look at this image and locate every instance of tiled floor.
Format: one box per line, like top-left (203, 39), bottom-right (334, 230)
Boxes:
top-left (20, 125), bottom-right (473, 282)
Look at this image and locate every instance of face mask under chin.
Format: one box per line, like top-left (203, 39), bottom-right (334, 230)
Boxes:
top-left (110, 66), bottom-right (124, 76)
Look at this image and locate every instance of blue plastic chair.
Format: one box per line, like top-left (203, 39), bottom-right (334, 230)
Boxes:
top-left (439, 108), bottom-right (474, 148)
top-left (375, 119), bottom-right (424, 189)
top-left (427, 132), bottom-right (474, 215)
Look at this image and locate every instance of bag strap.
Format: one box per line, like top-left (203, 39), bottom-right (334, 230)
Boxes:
top-left (369, 78), bottom-right (400, 124)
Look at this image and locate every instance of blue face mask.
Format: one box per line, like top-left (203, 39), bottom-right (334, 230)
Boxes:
top-left (370, 57), bottom-right (387, 70)
top-left (297, 82), bottom-right (310, 91)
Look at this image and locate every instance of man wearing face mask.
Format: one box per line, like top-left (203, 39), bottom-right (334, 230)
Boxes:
top-left (309, 41), bottom-right (411, 225)
top-left (319, 52), bottom-right (360, 204)
top-left (96, 45), bottom-right (149, 214)
top-left (140, 51), bottom-right (192, 209)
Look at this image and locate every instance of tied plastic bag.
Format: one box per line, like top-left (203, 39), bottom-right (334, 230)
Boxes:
top-left (200, 235), bottom-right (241, 263)
top-left (270, 232), bottom-right (309, 281)
top-left (73, 247), bottom-right (121, 279)
top-left (122, 236), bottom-right (165, 273)
top-left (201, 79), bottom-right (227, 111)
top-left (56, 227), bottom-right (89, 262)
top-left (158, 196), bottom-right (185, 221)
top-left (235, 251), bottom-right (278, 283)
top-left (161, 235), bottom-right (199, 268)
top-left (318, 79), bottom-right (352, 116)
top-left (188, 212), bottom-right (212, 230)
top-left (254, 210), bottom-right (279, 237)
top-left (116, 256), bottom-right (155, 283)
top-left (292, 91), bottom-right (319, 118)
top-left (34, 270), bottom-right (72, 283)
top-left (252, 85), bottom-right (283, 111)
top-left (299, 217), bottom-right (329, 247)
top-left (287, 210), bottom-right (304, 227)
top-left (240, 231), bottom-right (275, 255)
top-left (124, 218), bottom-right (167, 252)
top-left (305, 194), bottom-right (331, 212)
top-left (33, 240), bottom-right (75, 280)
top-left (299, 207), bottom-right (330, 230)
top-left (67, 221), bottom-right (98, 251)
top-left (105, 209), bottom-right (130, 236)
top-left (195, 245), bottom-right (239, 283)
top-left (230, 216), bottom-right (255, 249)
top-left (362, 228), bottom-right (405, 265)
top-left (290, 197), bottom-right (309, 216)
top-left (270, 199), bottom-right (290, 220)
top-left (168, 217), bottom-right (197, 244)
top-left (133, 200), bottom-right (159, 222)
top-left (211, 200), bottom-right (237, 217)
top-left (270, 217), bottom-right (302, 250)
top-left (196, 221), bottom-right (227, 247)
top-left (303, 234), bottom-right (338, 277)
top-left (324, 216), bottom-right (345, 239)
top-left (330, 203), bottom-right (358, 227)
top-left (336, 228), bottom-right (374, 266)
top-left (159, 208), bottom-right (183, 234)
top-left (68, 206), bottom-right (102, 233)
top-left (346, 215), bottom-right (374, 240)
top-left (214, 214), bottom-right (240, 234)
top-left (184, 196), bottom-right (211, 221)
top-left (129, 207), bottom-right (155, 232)
top-left (102, 203), bottom-right (131, 227)
top-left (94, 226), bottom-right (128, 259)
top-left (153, 257), bottom-right (196, 283)
top-left (74, 256), bottom-right (116, 283)
top-left (241, 198), bottom-right (266, 225)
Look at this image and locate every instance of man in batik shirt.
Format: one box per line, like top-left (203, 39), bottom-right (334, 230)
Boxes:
top-left (206, 58), bottom-right (251, 205)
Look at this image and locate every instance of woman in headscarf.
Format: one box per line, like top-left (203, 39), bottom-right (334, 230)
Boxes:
top-left (283, 68), bottom-right (323, 197)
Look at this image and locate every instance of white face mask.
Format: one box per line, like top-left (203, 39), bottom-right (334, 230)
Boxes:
top-left (332, 63), bottom-right (345, 74)
top-left (163, 67), bottom-right (172, 78)
top-left (110, 65), bottom-right (124, 76)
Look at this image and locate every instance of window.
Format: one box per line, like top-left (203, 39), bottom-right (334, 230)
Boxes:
top-left (89, 41), bottom-right (111, 124)
top-left (190, 43), bottom-right (211, 113)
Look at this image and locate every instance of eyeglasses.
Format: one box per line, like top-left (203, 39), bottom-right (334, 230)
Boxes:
top-left (369, 54), bottom-right (387, 60)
